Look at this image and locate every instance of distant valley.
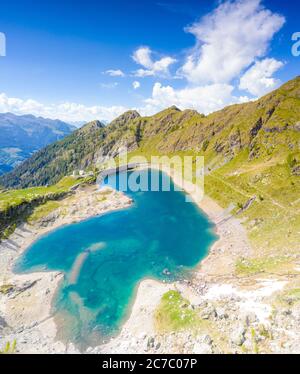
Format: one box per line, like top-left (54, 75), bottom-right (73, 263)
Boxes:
top-left (0, 113), bottom-right (75, 175)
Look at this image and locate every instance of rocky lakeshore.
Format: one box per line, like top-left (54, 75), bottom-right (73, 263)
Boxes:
top-left (92, 165), bottom-right (300, 354)
top-left (93, 276), bottom-right (300, 354)
top-left (0, 184), bottom-right (132, 353)
top-left (1, 170), bottom-right (300, 354)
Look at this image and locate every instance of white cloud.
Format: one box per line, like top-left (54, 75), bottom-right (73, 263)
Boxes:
top-left (179, 0), bottom-right (285, 85)
top-left (141, 82), bottom-right (250, 116)
top-left (139, 0), bottom-right (285, 117)
top-left (239, 58), bottom-right (284, 96)
top-left (132, 46), bottom-right (176, 77)
top-left (100, 82), bottom-right (118, 89)
top-left (133, 47), bottom-right (153, 69)
top-left (104, 69), bottom-right (125, 77)
top-left (0, 93), bottom-right (128, 123)
top-left (132, 81), bottom-right (141, 90)
top-left (0, 1), bottom-right (287, 125)
top-left (134, 69), bottom-right (155, 78)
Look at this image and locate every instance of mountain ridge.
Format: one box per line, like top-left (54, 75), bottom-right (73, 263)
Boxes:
top-left (0, 76), bottom-right (299, 189)
top-left (0, 112), bottom-right (76, 175)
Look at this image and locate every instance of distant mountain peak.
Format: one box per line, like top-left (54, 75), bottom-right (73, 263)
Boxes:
top-left (0, 112), bottom-right (75, 128)
top-left (0, 112), bottom-right (75, 175)
top-left (84, 119), bottom-right (105, 128)
top-left (169, 105), bottom-right (181, 111)
top-left (77, 120), bottom-right (105, 135)
top-left (1, 75), bottom-right (299, 188)
top-left (113, 110), bottom-right (141, 121)
top-left (109, 110), bottom-right (140, 127)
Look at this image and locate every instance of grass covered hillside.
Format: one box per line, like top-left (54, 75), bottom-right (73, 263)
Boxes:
top-left (0, 110), bottom-right (141, 189)
top-left (1, 77), bottom-right (299, 189)
top-left (0, 120), bottom-right (105, 188)
top-left (0, 175), bottom-right (95, 240)
top-left (0, 77), bottom-right (299, 263)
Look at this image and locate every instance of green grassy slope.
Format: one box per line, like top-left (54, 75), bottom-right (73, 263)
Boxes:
top-left (0, 111), bottom-right (140, 188)
top-left (0, 77), bottom-right (299, 262)
top-left (1, 78), bottom-right (299, 189)
top-left (0, 175), bottom-right (95, 240)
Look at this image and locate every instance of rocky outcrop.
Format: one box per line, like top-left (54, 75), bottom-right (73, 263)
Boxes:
top-left (237, 196), bottom-right (257, 214)
top-left (2, 280), bottom-right (40, 298)
top-left (264, 124), bottom-right (289, 133)
top-left (229, 130), bottom-right (242, 155)
top-left (1, 77), bottom-right (300, 189)
top-left (294, 122), bottom-right (300, 132)
top-left (0, 190), bottom-right (70, 241)
top-left (214, 141), bottom-right (226, 154)
top-left (109, 110), bottom-right (140, 129)
top-left (0, 184), bottom-right (133, 354)
top-left (250, 118), bottom-right (263, 139)
top-left (92, 278), bottom-right (300, 354)
top-left (292, 165), bottom-right (300, 176)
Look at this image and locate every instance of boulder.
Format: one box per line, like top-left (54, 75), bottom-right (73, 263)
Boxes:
top-left (291, 304), bottom-right (300, 321)
top-left (200, 305), bottom-right (216, 320)
top-left (193, 342), bottom-right (212, 354)
top-left (231, 324), bottom-right (246, 346)
top-left (215, 307), bottom-right (228, 320)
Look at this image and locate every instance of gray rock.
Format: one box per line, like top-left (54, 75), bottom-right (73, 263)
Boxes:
top-left (39, 211), bottom-right (60, 227)
top-left (147, 336), bottom-right (155, 349)
top-left (294, 122), bottom-right (300, 132)
top-left (215, 307), bottom-right (228, 320)
top-left (0, 316), bottom-right (8, 329)
top-left (242, 312), bottom-right (258, 326)
top-left (139, 332), bottom-right (147, 340)
top-left (193, 342), bottom-right (212, 354)
top-left (292, 304), bottom-right (300, 321)
top-left (231, 324), bottom-right (246, 346)
top-left (201, 334), bottom-right (212, 345)
top-left (200, 305), bottom-right (216, 320)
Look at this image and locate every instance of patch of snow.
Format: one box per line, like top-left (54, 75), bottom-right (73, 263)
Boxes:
top-left (203, 279), bottom-right (287, 324)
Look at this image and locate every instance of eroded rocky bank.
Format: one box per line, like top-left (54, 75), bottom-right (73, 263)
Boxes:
top-left (1, 173), bottom-right (300, 354)
top-left (0, 184), bottom-right (132, 353)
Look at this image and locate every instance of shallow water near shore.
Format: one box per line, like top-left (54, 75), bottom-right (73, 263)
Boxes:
top-left (15, 170), bottom-right (217, 349)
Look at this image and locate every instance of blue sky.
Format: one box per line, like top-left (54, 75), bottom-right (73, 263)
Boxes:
top-left (0, 0), bottom-right (299, 123)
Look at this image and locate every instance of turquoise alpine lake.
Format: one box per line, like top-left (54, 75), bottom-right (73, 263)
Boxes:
top-left (15, 169), bottom-right (217, 348)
